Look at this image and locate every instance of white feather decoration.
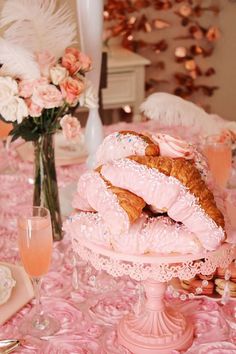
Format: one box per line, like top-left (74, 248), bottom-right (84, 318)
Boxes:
top-left (1, 0), bottom-right (77, 59)
top-left (140, 92), bottom-right (225, 136)
top-left (0, 38), bottom-right (40, 80)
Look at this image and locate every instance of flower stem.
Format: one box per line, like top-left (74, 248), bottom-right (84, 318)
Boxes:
top-left (33, 134), bottom-right (63, 241)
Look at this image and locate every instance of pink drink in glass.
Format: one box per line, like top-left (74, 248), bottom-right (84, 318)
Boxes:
top-left (17, 207), bottom-right (59, 337)
top-left (18, 217), bottom-right (53, 277)
top-left (204, 135), bottom-right (232, 188)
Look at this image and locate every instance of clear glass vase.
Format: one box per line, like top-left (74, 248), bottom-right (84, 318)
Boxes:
top-left (33, 134), bottom-right (63, 241)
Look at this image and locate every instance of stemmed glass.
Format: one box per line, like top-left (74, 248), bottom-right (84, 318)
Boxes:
top-left (203, 134), bottom-right (232, 189)
top-left (17, 206), bottom-right (60, 337)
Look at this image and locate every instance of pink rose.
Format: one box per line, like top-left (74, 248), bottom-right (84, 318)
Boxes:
top-left (60, 114), bottom-right (81, 141)
top-left (19, 78), bottom-right (48, 98)
top-left (18, 80), bottom-right (34, 98)
top-left (79, 52), bottom-right (92, 72)
top-left (62, 52), bottom-right (82, 75)
top-left (61, 47), bottom-right (85, 75)
top-left (43, 337), bottom-right (100, 354)
top-left (89, 295), bottom-right (132, 326)
top-left (185, 342), bottom-right (236, 353)
top-left (60, 77), bottom-right (84, 106)
top-left (32, 84), bottom-right (63, 109)
top-left (35, 50), bottom-right (56, 77)
top-left (41, 271), bottom-right (73, 298)
top-left (25, 98), bottom-right (42, 117)
top-left (62, 48), bottom-right (91, 75)
top-left (65, 47), bottom-right (80, 59)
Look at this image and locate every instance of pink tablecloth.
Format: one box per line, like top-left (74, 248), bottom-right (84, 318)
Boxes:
top-left (1, 122), bottom-right (236, 353)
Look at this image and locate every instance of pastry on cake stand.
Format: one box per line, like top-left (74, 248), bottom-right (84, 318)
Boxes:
top-left (72, 237), bottom-right (235, 354)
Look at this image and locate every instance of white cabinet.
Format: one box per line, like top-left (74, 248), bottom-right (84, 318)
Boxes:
top-left (102, 46), bottom-right (150, 121)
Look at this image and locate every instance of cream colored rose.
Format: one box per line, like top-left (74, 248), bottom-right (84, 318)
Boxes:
top-left (50, 65), bottom-right (68, 85)
top-left (0, 77), bottom-right (18, 108)
top-left (0, 97), bottom-right (28, 123)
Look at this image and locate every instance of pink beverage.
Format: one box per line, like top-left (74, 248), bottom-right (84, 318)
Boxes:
top-left (17, 207), bottom-right (60, 337)
top-left (204, 136), bottom-right (232, 188)
top-left (18, 217), bottom-right (53, 277)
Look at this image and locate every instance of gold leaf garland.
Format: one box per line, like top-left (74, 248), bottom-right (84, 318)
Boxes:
top-left (104, 0), bottom-right (221, 109)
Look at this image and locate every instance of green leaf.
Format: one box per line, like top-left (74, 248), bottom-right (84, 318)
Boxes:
top-left (2, 108), bottom-right (70, 142)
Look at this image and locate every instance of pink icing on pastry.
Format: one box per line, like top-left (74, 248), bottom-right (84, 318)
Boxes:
top-left (64, 212), bottom-right (111, 248)
top-left (113, 215), bottom-right (203, 254)
top-left (95, 132), bottom-right (148, 166)
top-left (151, 133), bottom-right (194, 159)
top-left (72, 171), bottom-right (129, 235)
top-left (72, 192), bottom-right (94, 212)
top-left (101, 159), bottom-right (224, 251)
top-left (66, 212), bottom-right (202, 255)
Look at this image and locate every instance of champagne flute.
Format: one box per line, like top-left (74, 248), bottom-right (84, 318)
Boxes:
top-left (17, 206), bottom-right (60, 337)
top-left (203, 134), bottom-right (232, 188)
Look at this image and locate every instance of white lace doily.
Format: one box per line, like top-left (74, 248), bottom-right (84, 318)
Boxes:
top-left (73, 239), bottom-right (235, 282)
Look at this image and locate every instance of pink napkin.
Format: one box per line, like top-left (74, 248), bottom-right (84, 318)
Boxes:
top-left (0, 262), bottom-right (34, 325)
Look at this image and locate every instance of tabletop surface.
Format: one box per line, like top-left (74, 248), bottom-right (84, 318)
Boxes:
top-left (1, 121), bottom-right (236, 353)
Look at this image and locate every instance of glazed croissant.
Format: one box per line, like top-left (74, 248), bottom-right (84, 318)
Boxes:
top-left (95, 165), bottom-right (145, 223)
top-left (73, 169), bottom-right (145, 235)
top-left (95, 166), bottom-right (145, 223)
top-left (95, 162), bottom-right (146, 224)
top-left (129, 155), bottom-right (224, 229)
top-left (72, 129), bottom-right (226, 253)
top-left (119, 130), bottom-right (159, 156)
top-left (95, 130), bottom-right (159, 166)
top-left (105, 180), bottom-right (145, 224)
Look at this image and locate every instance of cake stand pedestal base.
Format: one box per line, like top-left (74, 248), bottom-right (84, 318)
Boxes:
top-left (117, 279), bottom-right (193, 354)
top-left (72, 234), bottom-right (234, 352)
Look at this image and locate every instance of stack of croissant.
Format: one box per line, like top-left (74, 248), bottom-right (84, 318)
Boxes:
top-left (73, 130), bottom-right (225, 253)
top-left (96, 131), bottom-right (224, 228)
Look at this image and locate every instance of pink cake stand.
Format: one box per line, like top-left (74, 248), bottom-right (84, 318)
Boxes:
top-left (73, 239), bottom-right (235, 354)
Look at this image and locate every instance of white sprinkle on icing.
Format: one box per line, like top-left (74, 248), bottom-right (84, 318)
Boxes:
top-left (76, 171), bottom-right (130, 235)
top-left (66, 212), bottom-right (203, 255)
top-left (101, 158), bottom-right (224, 251)
top-left (95, 132), bottom-right (148, 166)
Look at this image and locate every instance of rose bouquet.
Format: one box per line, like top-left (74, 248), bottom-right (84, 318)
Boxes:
top-left (0, 47), bottom-right (91, 142)
top-left (0, 0), bottom-right (94, 240)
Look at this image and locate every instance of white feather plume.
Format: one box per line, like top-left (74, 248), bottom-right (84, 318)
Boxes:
top-left (1, 0), bottom-right (77, 59)
top-left (140, 93), bottom-right (225, 136)
top-left (0, 38), bottom-right (40, 80)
